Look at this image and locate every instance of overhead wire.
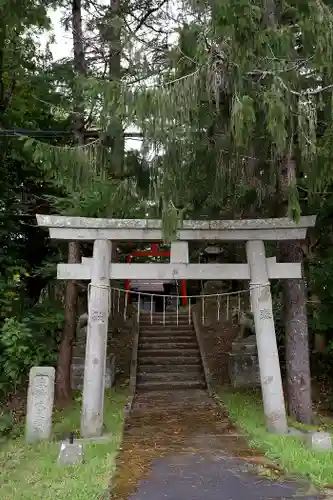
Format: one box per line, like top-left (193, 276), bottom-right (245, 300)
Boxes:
top-left (0, 129), bottom-right (143, 138)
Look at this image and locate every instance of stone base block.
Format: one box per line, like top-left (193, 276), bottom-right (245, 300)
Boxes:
top-left (71, 354), bottom-right (116, 390)
top-left (228, 352), bottom-right (260, 389)
top-left (57, 441), bottom-right (84, 465)
top-left (305, 431), bottom-right (332, 451)
top-left (231, 334), bottom-right (257, 354)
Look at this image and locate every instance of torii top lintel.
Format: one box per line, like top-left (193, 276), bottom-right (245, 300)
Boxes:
top-left (36, 215), bottom-right (317, 241)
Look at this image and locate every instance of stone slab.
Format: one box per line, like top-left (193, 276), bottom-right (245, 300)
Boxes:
top-left (83, 256), bottom-right (276, 266)
top-left (57, 262), bottom-right (302, 281)
top-left (231, 335), bottom-right (258, 355)
top-left (36, 214), bottom-right (316, 242)
top-left (71, 355), bottom-right (115, 390)
top-left (25, 366), bottom-right (55, 443)
top-left (228, 352), bottom-right (261, 389)
top-left (49, 226), bottom-right (309, 241)
top-left (57, 441), bottom-right (84, 466)
top-left (305, 431), bottom-right (332, 451)
top-left (36, 214), bottom-right (316, 231)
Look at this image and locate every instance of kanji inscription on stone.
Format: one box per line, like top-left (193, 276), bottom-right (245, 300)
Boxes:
top-left (259, 308), bottom-right (272, 320)
top-left (91, 310), bottom-right (106, 323)
top-left (25, 367), bottom-right (55, 443)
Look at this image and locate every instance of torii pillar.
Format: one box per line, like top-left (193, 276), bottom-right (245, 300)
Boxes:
top-left (246, 240), bottom-right (287, 434)
top-left (81, 239), bottom-right (111, 437)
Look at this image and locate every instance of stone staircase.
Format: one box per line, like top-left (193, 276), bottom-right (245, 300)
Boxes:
top-left (136, 312), bottom-right (206, 392)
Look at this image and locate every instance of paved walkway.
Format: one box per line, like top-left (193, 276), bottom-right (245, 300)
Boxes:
top-left (111, 390), bottom-right (323, 500)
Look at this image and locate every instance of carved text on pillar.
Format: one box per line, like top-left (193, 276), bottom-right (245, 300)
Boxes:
top-left (259, 308), bottom-right (272, 320)
top-left (91, 310), bottom-right (106, 324)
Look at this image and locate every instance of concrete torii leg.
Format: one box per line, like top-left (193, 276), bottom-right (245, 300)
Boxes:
top-left (81, 239), bottom-right (111, 438)
top-left (246, 240), bottom-right (288, 434)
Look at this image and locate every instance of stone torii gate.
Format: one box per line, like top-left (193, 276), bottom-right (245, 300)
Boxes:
top-left (36, 214), bottom-right (316, 437)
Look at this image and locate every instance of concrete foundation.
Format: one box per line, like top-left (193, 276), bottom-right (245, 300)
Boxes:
top-left (57, 441), bottom-right (84, 465)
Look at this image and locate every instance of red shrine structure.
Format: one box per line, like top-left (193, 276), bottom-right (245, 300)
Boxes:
top-left (125, 243), bottom-right (187, 306)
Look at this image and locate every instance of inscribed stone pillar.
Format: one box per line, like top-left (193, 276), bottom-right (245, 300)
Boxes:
top-left (81, 239), bottom-right (111, 438)
top-left (25, 366), bottom-right (55, 443)
top-left (246, 240), bottom-right (288, 434)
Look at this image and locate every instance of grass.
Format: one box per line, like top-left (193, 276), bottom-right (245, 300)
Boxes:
top-left (217, 387), bottom-right (333, 488)
top-left (0, 388), bottom-right (129, 500)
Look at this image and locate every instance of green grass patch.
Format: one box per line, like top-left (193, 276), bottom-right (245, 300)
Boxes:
top-left (0, 388), bottom-right (129, 500)
top-left (289, 414), bottom-right (333, 435)
top-left (217, 387), bottom-right (333, 488)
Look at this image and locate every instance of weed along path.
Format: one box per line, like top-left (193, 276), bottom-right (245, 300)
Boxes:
top-left (111, 390), bottom-right (323, 500)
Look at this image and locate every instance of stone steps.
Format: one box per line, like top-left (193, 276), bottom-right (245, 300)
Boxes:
top-left (139, 342), bottom-right (198, 350)
top-left (137, 371), bottom-right (205, 383)
top-left (139, 355), bottom-right (201, 365)
top-left (137, 380), bottom-right (206, 392)
top-left (138, 364), bottom-right (202, 373)
top-left (139, 335), bottom-right (196, 342)
top-left (140, 319), bottom-right (191, 328)
top-left (139, 330), bottom-right (194, 337)
top-left (136, 313), bottom-right (206, 392)
top-left (138, 348), bottom-right (200, 357)
top-left (139, 323), bottom-right (191, 329)
top-left (139, 323), bottom-right (192, 329)
top-left (139, 317), bottom-right (191, 327)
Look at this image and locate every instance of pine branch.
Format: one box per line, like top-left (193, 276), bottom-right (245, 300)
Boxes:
top-left (133, 0), bottom-right (169, 33)
top-left (246, 69), bottom-right (333, 98)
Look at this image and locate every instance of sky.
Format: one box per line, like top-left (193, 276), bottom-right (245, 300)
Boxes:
top-left (43, 1), bottom-right (179, 63)
top-left (40, 5), bottom-right (144, 150)
top-left (39, 2), bottom-right (182, 151)
top-left (41, 8), bottom-right (71, 61)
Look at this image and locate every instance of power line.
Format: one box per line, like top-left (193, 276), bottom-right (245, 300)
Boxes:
top-left (0, 129), bottom-right (143, 138)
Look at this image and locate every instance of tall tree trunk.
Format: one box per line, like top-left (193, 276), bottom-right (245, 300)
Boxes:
top-left (108, 0), bottom-right (124, 173)
top-left (72, 0), bottom-right (87, 139)
top-left (263, 0), bottom-right (277, 27)
top-left (263, 0), bottom-right (312, 423)
top-left (278, 154), bottom-right (313, 424)
top-left (56, 241), bottom-right (81, 403)
top-left (108, 0), bottom-right (122, 267)
top-left (55, 0), bottom-right (87, 404)
top-left (109, 0), bottom-right (121, 80)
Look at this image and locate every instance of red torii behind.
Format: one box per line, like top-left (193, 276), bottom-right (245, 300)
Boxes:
top-left (125, 243), bottom-right (187, 306)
